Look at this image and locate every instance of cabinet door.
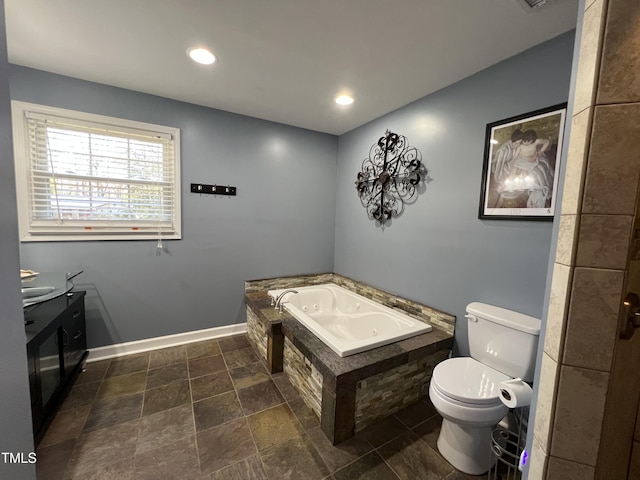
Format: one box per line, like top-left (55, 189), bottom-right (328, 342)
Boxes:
top-left (60, 295), bottom-right (86, 378)
top-left (37, 327), bottom-right (63, 410)
top-left (26, 342), bottom-right (40, 428)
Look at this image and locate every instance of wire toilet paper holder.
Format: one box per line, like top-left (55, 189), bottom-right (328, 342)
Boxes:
top-left (489, 376), bottom-right (534, 480)
top-left (489, 406), bottom-right (527, 480)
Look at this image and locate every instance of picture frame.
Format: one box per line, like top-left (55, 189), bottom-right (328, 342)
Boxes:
top-left (478, 103), bottom-right (567, 221)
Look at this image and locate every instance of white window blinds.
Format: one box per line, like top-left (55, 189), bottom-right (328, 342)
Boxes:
top-left (12, 102), bottom-right (181, 241)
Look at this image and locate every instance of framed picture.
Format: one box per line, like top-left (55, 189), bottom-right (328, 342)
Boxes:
top-left (478, 103), bottom-right (567, 220)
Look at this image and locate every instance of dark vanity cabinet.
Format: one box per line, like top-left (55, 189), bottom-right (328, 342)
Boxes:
top-left (25, 291), bottom-right (88, 443)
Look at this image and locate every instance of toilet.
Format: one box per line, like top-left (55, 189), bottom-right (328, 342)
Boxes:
top-left (428, 302), bottom-right (541, 475)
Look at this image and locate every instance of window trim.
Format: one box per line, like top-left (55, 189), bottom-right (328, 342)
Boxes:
top-left (12, 101), bottom-right (182, 242)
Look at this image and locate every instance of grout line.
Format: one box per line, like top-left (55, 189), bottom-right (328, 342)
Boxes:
top-left (373, 443), bottom-right (404, 480)
top-left (329, 449), bottom-right (382, 479)
top-left (59, 357), bottom-right (109, 478)
top-left (131, 364), bottom-right (148, 472)
top-left (228, 342), bottom-right (269, 479)
top-left (187, 362), bottom-right (204, 477)
top-left (395, 410), bottom-right (440, 432)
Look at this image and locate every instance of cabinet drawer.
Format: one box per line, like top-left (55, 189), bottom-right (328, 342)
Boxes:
top-left (65, 319), bottom-right (86, 368)
top-left (59, 298), bottom-right (85, 326)
top-left (60, 298), bottom-right (86, 377)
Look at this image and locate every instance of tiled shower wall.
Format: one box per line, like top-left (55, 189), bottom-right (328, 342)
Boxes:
top-left (529, 0), bottom-right (640, 478)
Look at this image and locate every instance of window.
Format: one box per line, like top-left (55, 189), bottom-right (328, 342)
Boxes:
top-left (12, 102), bottom-right (181, 241)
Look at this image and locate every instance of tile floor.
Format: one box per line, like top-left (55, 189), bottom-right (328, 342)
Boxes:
top-left (35, 333), bottom-right (492, 480)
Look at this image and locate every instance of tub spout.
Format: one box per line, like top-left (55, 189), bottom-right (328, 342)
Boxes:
top-left (274, 289), bottom-right (299, 313)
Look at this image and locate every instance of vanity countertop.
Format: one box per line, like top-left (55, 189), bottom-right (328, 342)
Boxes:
top-left (21, 271), bottom-right (82, 308)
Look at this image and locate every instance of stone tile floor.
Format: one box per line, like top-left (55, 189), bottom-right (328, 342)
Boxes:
top-left (35, 333), bottom-right (496, 480)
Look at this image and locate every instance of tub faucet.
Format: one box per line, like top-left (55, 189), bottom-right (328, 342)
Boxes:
top-left (274, 289), bottom-right (299, 313)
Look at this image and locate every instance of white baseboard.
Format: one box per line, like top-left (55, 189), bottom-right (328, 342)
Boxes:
top-left (86, 323), bottom-right (247, 362)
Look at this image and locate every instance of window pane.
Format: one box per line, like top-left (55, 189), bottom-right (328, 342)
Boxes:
top-left (36, 127), bottom-right (170, 221)
top-left (14, 101), bottom-right (180, 240)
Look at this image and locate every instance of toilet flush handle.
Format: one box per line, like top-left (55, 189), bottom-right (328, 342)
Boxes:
top-left (465, 314), bottom-right (478, 322)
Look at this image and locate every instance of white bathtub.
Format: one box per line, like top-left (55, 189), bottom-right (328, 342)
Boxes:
top-left (268, 283), bottom-right (432, 357)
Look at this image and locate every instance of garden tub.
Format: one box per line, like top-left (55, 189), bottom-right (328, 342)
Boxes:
top-left (268, 283), bottom-right (432, 357)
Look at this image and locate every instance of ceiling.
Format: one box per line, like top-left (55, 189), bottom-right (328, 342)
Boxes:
top-left (4, 0), bottom-right (578, 135)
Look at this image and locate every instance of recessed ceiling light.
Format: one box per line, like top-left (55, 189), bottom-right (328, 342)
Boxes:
top-left (187, 47), bottom-right (216, 65)
top-left (335, 95), bottom-right (354, 105)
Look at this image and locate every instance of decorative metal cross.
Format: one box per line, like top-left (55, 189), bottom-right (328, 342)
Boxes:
top-left (355, 130), bottom-right (425, 223)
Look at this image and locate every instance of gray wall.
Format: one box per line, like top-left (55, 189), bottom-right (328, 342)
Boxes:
top-left (0, 1), bottom-right (36, 478)
top-left (12, 33), bottom-right (575, 353)
top-left (334, 32), bottom-right (575, 355)
top-left (11, 66), bottom-right (338, 347)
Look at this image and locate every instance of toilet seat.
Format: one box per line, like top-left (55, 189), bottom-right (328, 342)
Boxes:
top-left (429, 357), bottom-right (511, 431)
top-left (431, 357), bottom-right (511, 406)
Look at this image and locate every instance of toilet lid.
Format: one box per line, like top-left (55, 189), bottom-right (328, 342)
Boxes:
top-left (432, 357), bottom-right (511, 405)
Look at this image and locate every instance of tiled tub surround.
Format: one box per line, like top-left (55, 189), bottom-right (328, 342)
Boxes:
top-left (246, 273), bottom-right (456, 334)
top-left (246, 306), bottom-right (270, 369)
top-left (270, 283), bottom-right (432, 357)
top-left (284, 337), bottom-right (323, 417)
top-left (283, 318), bottom-right (453, 444)
top-left (245, 273), bottom-right (455, 444)
top-left (246, 293), bottom-right (286, 373)
top-left (245, 272), bottom-right (455, 373)
top-left (281, 339), bottom-right (451, 431)
top-left (355, 349), bottom-right (451, 432)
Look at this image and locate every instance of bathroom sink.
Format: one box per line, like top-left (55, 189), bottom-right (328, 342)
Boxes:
top-left (21, 272), bottom-right (79, 307)
top-left (21, 286), bottom-right (56, 299)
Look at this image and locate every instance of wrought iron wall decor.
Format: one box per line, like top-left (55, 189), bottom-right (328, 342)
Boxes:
top-left (355, 130), bottom-right (425, 223)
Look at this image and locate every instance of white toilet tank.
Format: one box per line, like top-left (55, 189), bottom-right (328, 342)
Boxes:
top-left (466, 302), bottom-right (541, 382)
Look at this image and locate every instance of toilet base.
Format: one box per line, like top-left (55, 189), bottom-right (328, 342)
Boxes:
top-left (436, 418), bottom-right (496, 475)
